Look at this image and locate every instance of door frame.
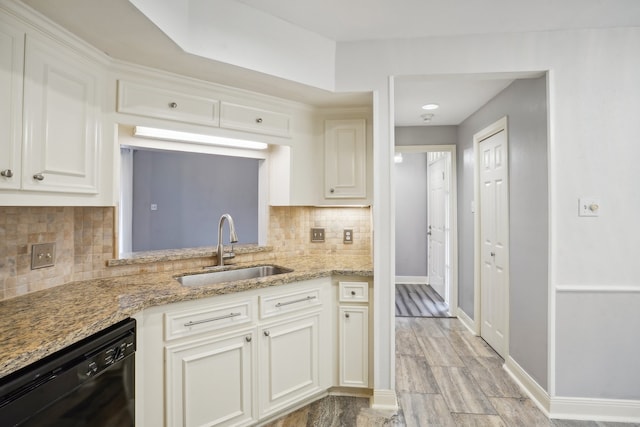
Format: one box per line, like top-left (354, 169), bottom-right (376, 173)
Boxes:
top-left (472, 117), bottom-right (510, 356)
top-left (394, 144), bottom-right (458, 316)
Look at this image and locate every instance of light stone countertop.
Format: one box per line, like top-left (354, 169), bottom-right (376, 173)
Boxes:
top-left (0, 254), bottom-right (372, 379)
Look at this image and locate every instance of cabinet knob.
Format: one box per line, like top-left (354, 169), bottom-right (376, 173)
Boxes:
top-left (1, 169), bottom-right (13, 178)
top-left (351, 291), bottom-right (356, 296)
top-left (345, 313), bottom-right (350, 318)
top-left (169, 102), bottom-right (178, 108)
top-left (33, 173), bottom-right (45, 181)
top-left (263, 330), bottom-right (270, 337)
top-left (330, 188), bottom-right (335, 193)
top-left (255, 117), bottom-right (263, 123)
top-left (245, 335), bottom-right (252, 342)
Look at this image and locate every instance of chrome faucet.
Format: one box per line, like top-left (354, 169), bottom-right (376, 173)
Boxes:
top-left (217, 213), bottom-right (238, 266)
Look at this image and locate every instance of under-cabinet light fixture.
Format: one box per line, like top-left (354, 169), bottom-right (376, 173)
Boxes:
top-left (133, 126), bottom-right (268, 150)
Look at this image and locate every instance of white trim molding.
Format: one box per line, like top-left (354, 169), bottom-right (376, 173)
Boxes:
top-left (370, 389), bottom-right (398, 411)
top-left (395, 276), bottom-right (428, 284)
top-left (550, 397), bottom-right (640, 423)
top-left (504, 356), bottom-right (550, 416)
top-left (555, 284), bottom-right (640, 293)
top-left (456, 308), bottom-right (478, 335)
top-left (504, 356), bottom-right (640, 423)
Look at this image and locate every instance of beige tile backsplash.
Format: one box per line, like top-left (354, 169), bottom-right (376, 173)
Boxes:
top-left (0, 205), bottom-right (371, 301)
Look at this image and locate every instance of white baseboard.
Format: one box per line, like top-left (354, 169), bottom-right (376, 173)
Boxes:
top-left (395, 276), bottom-right (428, 285)
top-left (456, 308), bottom-right (478, 335)
top-left (370, 389), bottom-right (398, 411)
top-left (550, 397), bottom-right (640, 423)
top-left (504, 356), bottom-right (550, 416)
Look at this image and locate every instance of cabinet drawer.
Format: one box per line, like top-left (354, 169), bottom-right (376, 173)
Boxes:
top-left (164, 299), bottom-right (253, 341)
top-left (260, 288), bottom-right (321, 319)
top-left (117, 80), bottom-right (219, 126)
top-left (220, 102), bottom-right (291, 137)
top-left (339, 281), bottom-right (369, 303)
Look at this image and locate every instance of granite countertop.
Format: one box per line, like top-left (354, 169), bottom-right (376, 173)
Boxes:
top-left (0, 254), bottom-right (372, 379)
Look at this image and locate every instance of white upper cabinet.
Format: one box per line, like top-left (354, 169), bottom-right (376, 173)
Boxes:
top-left (117, 80), bottom-right (220, 127)
top-left (220, 102), bottom-right (291, 138)
top-left (324, 119), bottom-right (367, 199)
top-left (21, 35), bottom-right (102, 193)
top-left (0, 17), bottom-right (24, 190)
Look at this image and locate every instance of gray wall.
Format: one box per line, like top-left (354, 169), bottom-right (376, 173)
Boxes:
top-left (457, 76), bottom-right (549, 389)
top-left (395, 126), bottom-right (458, 147)
top-left (132, 150), bottom-right (259, 251)
top-left (395, 126), bottom-right (458, 277)
top-left (394, 152), bottom-right (428, 276)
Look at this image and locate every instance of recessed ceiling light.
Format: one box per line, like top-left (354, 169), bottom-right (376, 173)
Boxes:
top-left (422, 103), bottom-right (439, 110)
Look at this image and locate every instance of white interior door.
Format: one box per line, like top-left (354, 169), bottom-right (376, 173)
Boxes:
top-left (427, 153), bottom-right (448, 303)
top-left (478, 128), bottom-right (509, 358)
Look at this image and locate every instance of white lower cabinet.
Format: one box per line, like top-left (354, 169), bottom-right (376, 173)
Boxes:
top-left (258, 313), bottom-right (320, 418)
top-left (140, 278), bottom-right (337, 427)
top-left (338, 306), bottom-right (369, 388)
top-left (165, 329), bottom-right (256, 427)
top-left (337, 280), bottom-right (371, 388)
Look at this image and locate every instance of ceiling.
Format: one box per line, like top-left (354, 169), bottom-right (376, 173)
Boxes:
top-left (20, 0), bottom-right (640, 127)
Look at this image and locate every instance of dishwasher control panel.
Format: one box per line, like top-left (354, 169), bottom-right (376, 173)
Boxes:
top-left (78, 332), bottom-right (135, 379)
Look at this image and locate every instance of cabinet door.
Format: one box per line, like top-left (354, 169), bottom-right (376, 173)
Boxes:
top-left (339, 306), bottom-right (369, 388)
top-left (22, 35), bottom-right (100, 193)
top-left (324, 119), bottom-right (366, 198)
top-left (220, 102), bottom-right (291, 137)
top-left (165, 331), bottom-right (256, 427)
top-left (0, 18), bottom-right (24, 190)
top-left (259, 313), bottom-right (320, 418)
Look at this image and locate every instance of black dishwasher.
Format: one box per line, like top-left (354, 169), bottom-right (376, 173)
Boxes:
top-left (0, 318), bottom-right (136, 427)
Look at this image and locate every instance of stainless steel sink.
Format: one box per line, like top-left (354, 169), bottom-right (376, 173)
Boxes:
top-left (177, 265), bottom-right (293, 287)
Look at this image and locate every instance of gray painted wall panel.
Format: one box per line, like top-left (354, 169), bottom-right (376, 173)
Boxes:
top-left (556, 292), bottom-right (640, 399)
top-left (132, 150), bottom-right (259, 251)
top-left (457, 76), bottom-right (549, 390)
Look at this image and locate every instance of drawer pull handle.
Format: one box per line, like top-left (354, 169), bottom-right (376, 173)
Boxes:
top-left (275, 295), bottom-right (317, 308)
top-left (169, 102), bottom-right (178, 108)
top-left (255, 117), bottom-right (263, 123)
top-left (184, 312), bottom-right (241, 327)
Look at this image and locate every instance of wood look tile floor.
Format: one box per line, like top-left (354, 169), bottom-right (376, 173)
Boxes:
top-left (265, 317), bottom-right (640, 427)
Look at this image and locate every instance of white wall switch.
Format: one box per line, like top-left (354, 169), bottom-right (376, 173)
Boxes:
top-left (578, 198), bottom-right (600, 217)
top-left (311, 227), bottom-right (325, 242)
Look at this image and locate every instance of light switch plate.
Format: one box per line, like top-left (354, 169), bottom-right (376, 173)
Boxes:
top-left (578, 198), bottom-right (600, 217)
top-left (311, 227), bottom-right (325, 242)
top-left (32, 242), bottom-right (55, 269)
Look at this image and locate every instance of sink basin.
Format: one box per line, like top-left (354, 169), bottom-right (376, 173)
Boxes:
top-left (177, 265), bottom-right (293, 287)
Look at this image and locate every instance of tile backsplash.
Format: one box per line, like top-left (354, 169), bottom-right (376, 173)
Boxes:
top-left (0, 205), bottom-right (371, 301)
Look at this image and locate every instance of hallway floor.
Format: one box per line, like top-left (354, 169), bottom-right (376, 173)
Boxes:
top-left (266, 317), bottom-right (639, 426)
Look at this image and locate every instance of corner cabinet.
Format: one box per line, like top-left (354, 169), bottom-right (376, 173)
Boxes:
top-left (21, 35), bottom-right (102, 193)
top-left (0, 8), bottom-right (106, 202)
top-left (324, 119), bottom-right (367, 199)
